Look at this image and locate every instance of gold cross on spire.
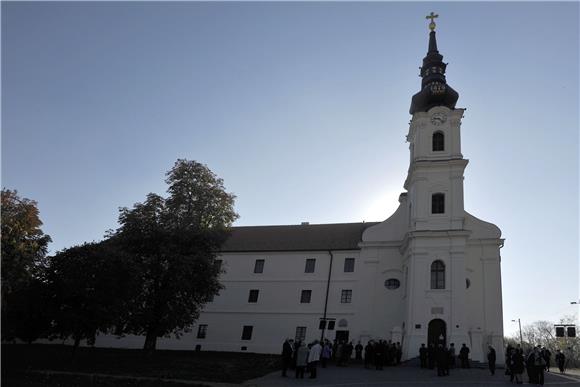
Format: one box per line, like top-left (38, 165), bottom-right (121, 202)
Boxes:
top-left (426, 12), bottom-right (439, 31)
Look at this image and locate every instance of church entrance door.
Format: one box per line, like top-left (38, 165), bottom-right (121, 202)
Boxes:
top-left (427, 319), bottom-right (446, 347)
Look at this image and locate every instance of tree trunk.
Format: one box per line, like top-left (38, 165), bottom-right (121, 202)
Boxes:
top-left (143, 330), bottom-right (158, 353)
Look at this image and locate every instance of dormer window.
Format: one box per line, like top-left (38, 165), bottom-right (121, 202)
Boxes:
top-left (432, 193), bottom-right (445, 214)
top-left (432, 131), bottom-right (444, 151)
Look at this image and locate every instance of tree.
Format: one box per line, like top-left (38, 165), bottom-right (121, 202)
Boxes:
top-left (1, 189), bottom-right (52, 291)
top-left (115, 160), bottom-right (238, 351)
top-left (521, 320), bottom-right (556, 350)
top-left (508, 319), bottom-right (580, 367)
top-left (3, 278), bottom-right (53, 343)
top-left (47, 242), bottom-right (132, 349)
top-left (1, 189), bottom-right (52, 340)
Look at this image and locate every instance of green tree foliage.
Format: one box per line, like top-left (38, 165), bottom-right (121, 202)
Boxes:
top-left (1, 189), bottom-right (52, 341)
top-left (115, 160), bottom-right (238, 351)
top-left (1, 189), bottom-right (52, 292)
top-left (47, 242), bottom-right (132, 349)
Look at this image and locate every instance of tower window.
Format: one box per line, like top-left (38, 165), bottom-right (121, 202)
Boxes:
top-left (432, 193), bottom-right (445, 214)
top-left (431, 260), bottom-right (445, 289)
top-left (432, 131), bottom-right (444, 151)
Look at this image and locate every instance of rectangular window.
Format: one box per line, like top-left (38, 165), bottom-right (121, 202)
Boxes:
top-left (241, 325), bottom-right (253, 340)
top-left (431, 193), bottom-right (445, 214)
top-left (214, 259), bottom-right (223, 272)
top-left (295, 326), bottom-right (307, 342)
top-left (197, 324), bottom-right (208, 339)
top-left (254, 259), bottom-right (264, 273)
top-left (300, 290), bottom-right (312, 303)
top-left (248, 289), bottom-right (259, 303)
top-left (341, 289), bottom-right (352, 303)
top-left (305, 258), bottom-right (316, 273)
top-left (344, 258), bottom-right (355, 272)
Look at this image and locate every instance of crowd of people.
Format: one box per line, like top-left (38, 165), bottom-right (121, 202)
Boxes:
top-left (281, 338), bottom-right (403, 379)
top-left (505, 344), bottom-right (567, 385)
top-left (418, 342), bottom-right (474, 376)
top-left (281, 338), bottom-right (571, 383)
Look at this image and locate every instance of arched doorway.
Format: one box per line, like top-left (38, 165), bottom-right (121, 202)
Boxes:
top-left (428, 319), bottom-right (446, 347)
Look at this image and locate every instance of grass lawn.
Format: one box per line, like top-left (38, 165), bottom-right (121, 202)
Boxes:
top-left (2, 344), bottom-right (281, 385)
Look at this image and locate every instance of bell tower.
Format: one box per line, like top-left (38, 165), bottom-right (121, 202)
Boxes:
top-left (401, 13), bottom-right (472, 359)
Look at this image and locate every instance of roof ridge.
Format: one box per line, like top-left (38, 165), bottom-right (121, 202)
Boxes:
top-left (230, 221), bottom-right (380, 229)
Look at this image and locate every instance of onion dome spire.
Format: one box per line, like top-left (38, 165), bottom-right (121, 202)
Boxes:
top-left (409, 13), bottom-right (459, 115)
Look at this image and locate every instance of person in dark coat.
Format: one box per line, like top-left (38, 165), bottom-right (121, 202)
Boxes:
top-left (374, 341), bottom-right (384, 370)
top-left (542, 347), bottom-right (551, 372)
top-left (487, 345), bottom-right (496, 375)
top-left (419, 344), bottom-right (428, 368)
top-left (384, 342), bottom-right (392, 366)
top-left (335, 341), bottom-right (344, 366)
top-left (427, 343), bottom-right (435, 369)
top-left (364, 341), bottom-right (374, 369)
top-left (396, 342), bottom-right (402, 365)
top-left (512, 348), bottom-right (524, 384)
top-left (526, 349), bottom-right (537, 384)
top-left (505, 345), bottom-right (514, 382)
top-left (435, 344), bottom-right (448, 376)
top-left (555, 350), bottom-right (566, 374)
top-left (281, 339), bottom-right (294, 377)
top-left (533, 346), bottom-right (546, 385)
top-left (449, 343), bottom-right (456, 368)
top-left (355, 341), bottom-right (363, 361)
top-left (459, 343), bottom-right (470, 368)
top-left (445, 346), bottom-right (454, 375)
top-left (344, 341), bottom-right (353, 365)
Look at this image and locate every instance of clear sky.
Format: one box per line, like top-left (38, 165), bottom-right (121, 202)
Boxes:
top-left (2, 2), bottom-right (579, 338)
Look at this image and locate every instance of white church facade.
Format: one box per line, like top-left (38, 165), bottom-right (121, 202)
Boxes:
top-left (96, 21), bottom-right (505, 362)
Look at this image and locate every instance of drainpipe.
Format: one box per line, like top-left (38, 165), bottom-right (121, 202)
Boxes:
top-left (321, 250), bottom-right (334, 342)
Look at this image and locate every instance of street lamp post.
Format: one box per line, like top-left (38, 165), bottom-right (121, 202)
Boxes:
top-left (512, 318), bottom-right (523, 348)
top-left (572, 301), bottom-right (579, 324)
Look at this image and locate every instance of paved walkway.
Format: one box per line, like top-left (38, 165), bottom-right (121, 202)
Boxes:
top-left (246, 365), bottom-right (580, 387)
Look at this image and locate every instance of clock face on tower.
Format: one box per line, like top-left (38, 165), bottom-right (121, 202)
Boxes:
top-left (430, 112), bottom-right (447, 126)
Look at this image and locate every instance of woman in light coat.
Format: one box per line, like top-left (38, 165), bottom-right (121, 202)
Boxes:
top-left (295, 341), bottom-right (309, 379)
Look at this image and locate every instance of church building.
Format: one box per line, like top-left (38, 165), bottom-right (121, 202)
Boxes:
top-left (98, 17), bottom-right (505, 362)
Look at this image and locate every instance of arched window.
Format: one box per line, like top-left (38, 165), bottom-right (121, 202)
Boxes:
top-left (432, 193), bottom-right (445, 214)
top-left (431, 260), bottom-right (445, 289)
top-left (432, 131), bottom-right (444, 151)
